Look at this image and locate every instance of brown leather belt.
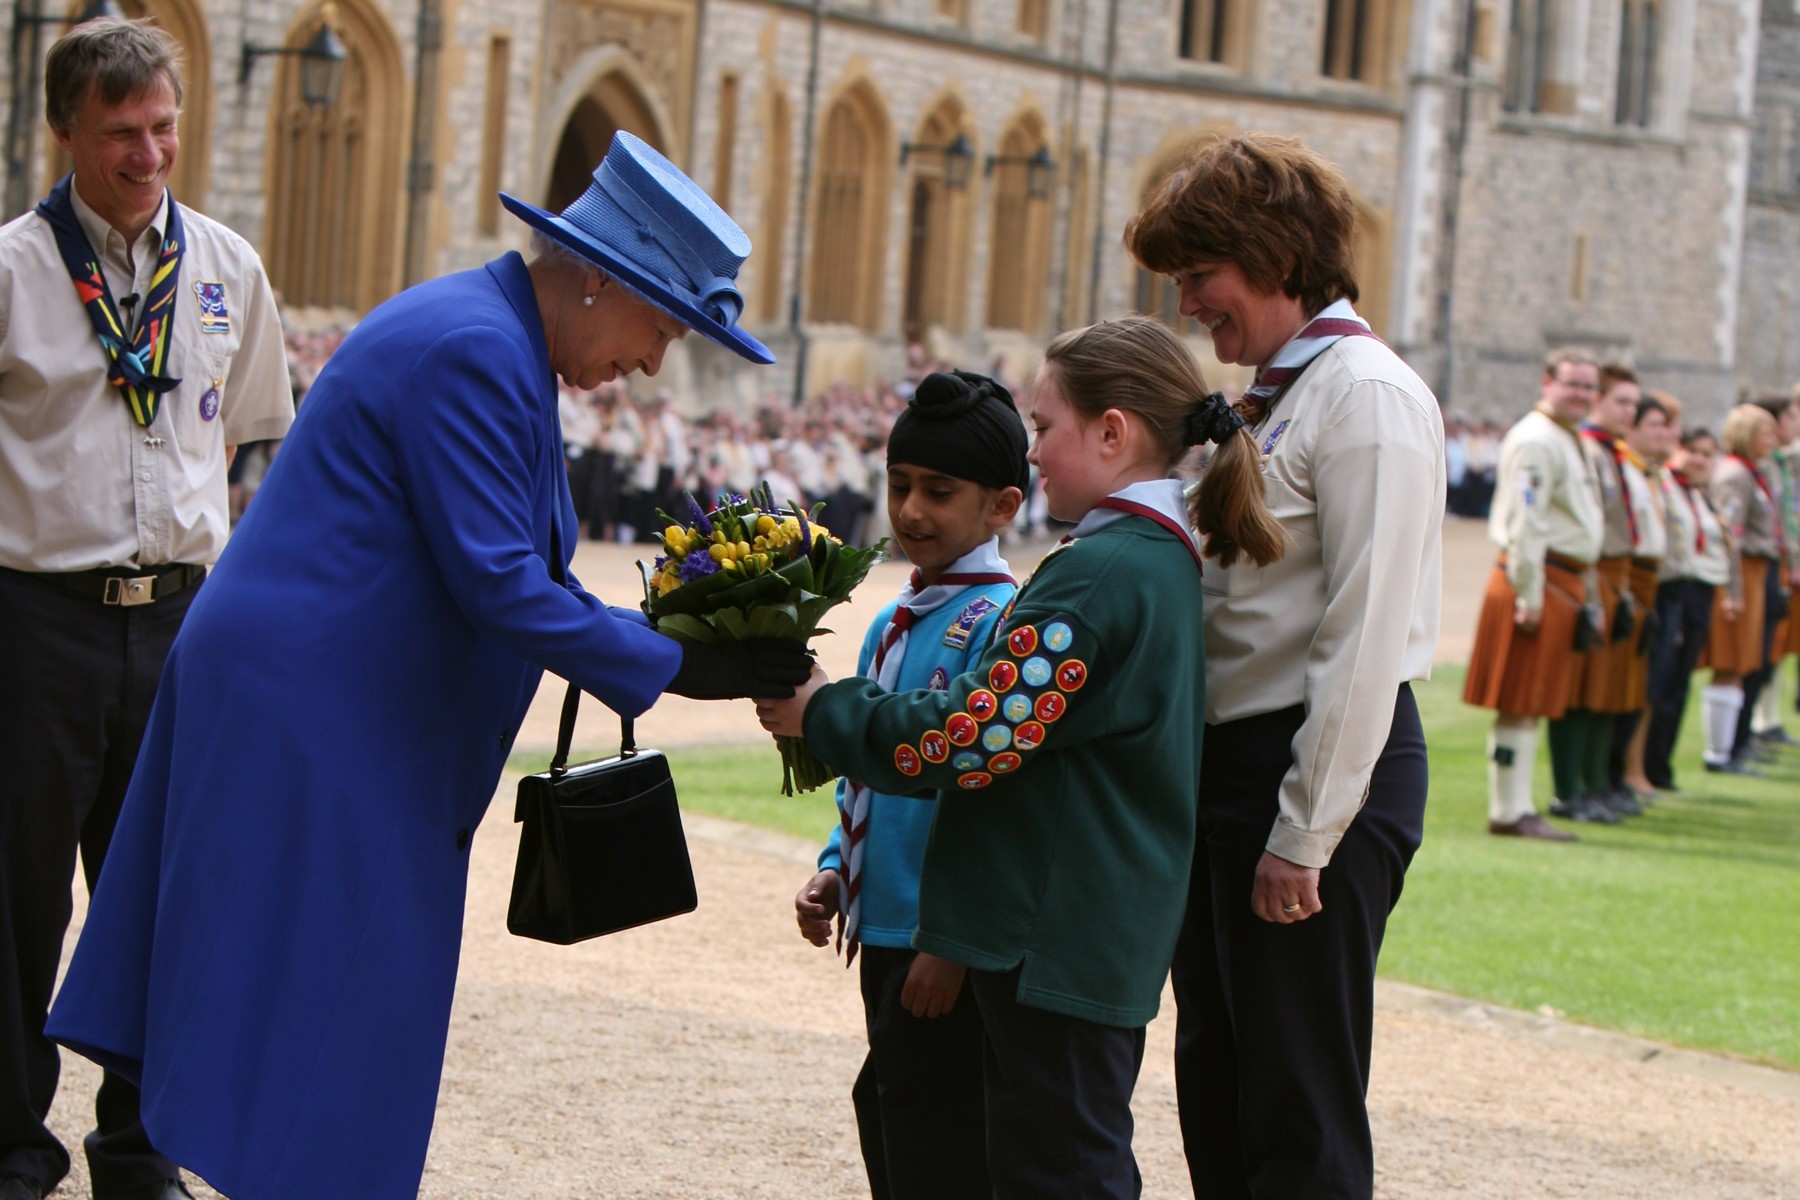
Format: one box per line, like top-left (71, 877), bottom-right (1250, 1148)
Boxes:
top-left (0, 562), bottom-right (206, 605)
top-left (1498, 551), bottom-right (1590, 574)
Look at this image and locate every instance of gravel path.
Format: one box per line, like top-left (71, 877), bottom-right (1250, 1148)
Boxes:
top-left (44, 520), bottom-right (1800, 1197)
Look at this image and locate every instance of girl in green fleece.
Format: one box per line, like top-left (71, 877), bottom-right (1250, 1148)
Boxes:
top-left (757, 317), bottom-right (1283, 1198)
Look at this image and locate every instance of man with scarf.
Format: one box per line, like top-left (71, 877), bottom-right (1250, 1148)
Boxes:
top-left (0, 19), bottom-right (292, 1200)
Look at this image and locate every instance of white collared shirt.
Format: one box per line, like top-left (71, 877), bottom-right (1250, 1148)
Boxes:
top-left (1200, 332), bottom-right (1445, 869)
top-left (0, 180), bottom-right (294, 571)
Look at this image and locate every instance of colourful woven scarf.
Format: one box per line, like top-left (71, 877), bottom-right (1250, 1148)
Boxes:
top-left (35, 174), bottom-right (184, 426)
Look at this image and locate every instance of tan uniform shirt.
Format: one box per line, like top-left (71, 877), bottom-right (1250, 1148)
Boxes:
top-left (1713, 456), bottom-right (1781, 561)
top-left (1201, 335), bottom-right (1445, 869)
top-left (1489, 408), bottom-right (1604, 610)
top-left (1584, 433), bottom-right (1636, 558)
top-left (1662, 474), bottom-right (1729, 586)
top-left (0, 186), bottom-right (294, 572)
top-left (1621, 453), bottom-right (1666, 561)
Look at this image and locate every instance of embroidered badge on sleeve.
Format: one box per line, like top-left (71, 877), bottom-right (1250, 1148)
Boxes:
top-left (934, 616), bottom-right (1090, 787)
top-left (943, 597), bottom-right (999, 650)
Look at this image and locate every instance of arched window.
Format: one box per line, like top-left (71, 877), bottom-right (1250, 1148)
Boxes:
top-left (1615, 0), bottom-right (1659, 127)
top-left (985, 114), bottom-right (1053, 334)
top-left (901, 100), bottom-right (974, 342)
top-left (755, 86), bottom-right (791, 325)
top-left (1350, 202), bottom-right (1392, 336)
top-left (1504, 0), bottom-right (1577, 115)
top-left (263, 0), bottom-right (403, 312)
top-left (1320, 0), bottom-right (1399, 87)
top-left (44, 0), bottom-right (212, 206)
top-left (1061, 148), bottom-right (1092, 327)
top-left (1178, 0), bottom-right (1248, 68)
top-left (1132, 146), bottom-right (1202, 335)
top-left (807, 83), bottom-right (890, 329)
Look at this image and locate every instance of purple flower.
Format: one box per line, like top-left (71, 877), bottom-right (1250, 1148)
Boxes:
top-left (686, 494), bottom-right (713, 536)
top-left (678, 552), bottom-right (720, 583)
top-left (797, 507), bottom-right (813, 554)
top-left (653, 554), bottom-right (669, 573)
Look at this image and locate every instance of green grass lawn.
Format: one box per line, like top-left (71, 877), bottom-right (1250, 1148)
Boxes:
top-left (512, 667), bottom-right (1800, 1070)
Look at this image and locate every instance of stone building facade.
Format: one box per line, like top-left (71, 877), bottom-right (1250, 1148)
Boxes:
top-left (0, 0), bottom-right (1775, 419)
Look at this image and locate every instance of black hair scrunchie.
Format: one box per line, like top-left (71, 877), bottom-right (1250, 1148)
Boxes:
top-left (1184, 392), bottom-right (1247, 446)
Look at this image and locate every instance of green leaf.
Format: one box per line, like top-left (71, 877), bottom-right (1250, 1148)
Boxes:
top-left (651, 613), bottom-right (718, 644)
top-left (712, 606), bottom-right (752, 640)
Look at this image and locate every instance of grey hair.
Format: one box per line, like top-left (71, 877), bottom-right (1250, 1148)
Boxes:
top-left (529, 231), bottom-right (601, 277)
top-left (46, 17), bottom-right (183, 135)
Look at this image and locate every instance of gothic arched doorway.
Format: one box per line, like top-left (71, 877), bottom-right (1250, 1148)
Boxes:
top-left (545, 71), bottom-right (667, 212)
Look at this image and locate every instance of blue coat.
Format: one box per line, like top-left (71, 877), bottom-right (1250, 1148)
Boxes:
top-left (47, 253), bottom-right (684, 1199)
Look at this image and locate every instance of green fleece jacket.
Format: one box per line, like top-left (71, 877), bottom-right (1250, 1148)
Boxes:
top-left (803, 516), bottom-right (1203, 1026)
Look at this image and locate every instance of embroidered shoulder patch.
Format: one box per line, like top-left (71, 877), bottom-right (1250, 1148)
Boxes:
top-left (943, 597), bottom-right (999, 650)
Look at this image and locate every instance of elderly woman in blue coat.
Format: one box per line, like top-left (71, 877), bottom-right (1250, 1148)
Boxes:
top-left (46, 133), bottom-right (806, 1200)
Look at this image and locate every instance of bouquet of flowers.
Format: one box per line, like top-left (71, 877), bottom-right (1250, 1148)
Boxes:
top-left (641, 484), bottom-right (889, 794)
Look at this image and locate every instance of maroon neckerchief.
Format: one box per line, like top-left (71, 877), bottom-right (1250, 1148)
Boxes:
top-left (1669, 469), bottom-right (1710, 554)
top-left (1580, 426), bottom-right (1638, 549)
top-left (1729, 453), bottom-right (1787, 560)
top-left (1091, 497), bottom-right (1204, 575)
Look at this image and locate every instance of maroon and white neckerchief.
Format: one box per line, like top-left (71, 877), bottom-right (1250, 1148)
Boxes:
top-left (1729, 454), bottom-right (1786, 561)
top-left (1060, 479), bottom-right (1203, 575)
top-left (1580, 426), bottom-right (1638, 549)
top-left (1669, 469), bottom-right (1710, 554)
top-left (838, 538), bottom-right (1014, 965)
top-left (1239, 299), bottom-right (1382, 429)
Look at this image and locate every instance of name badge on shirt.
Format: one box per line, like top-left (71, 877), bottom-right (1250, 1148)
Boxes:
top-left (193, 281), bottom-right (230, 334)
top-left (943, 598), bottom-right (998, 650)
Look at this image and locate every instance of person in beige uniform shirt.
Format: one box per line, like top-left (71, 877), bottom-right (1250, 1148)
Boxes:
top-left (1613, 389), bottom-right (1672, 799)
top-left (1746, 394), bottom-right (1800, 745)
top-left (1464, 349), bottom-right (1605, 840)
top-left (1126, 132), bottom-right (1444, 1200)
top-left (0, 20), bottom-right (292, 1200)
top-left (1644, 421), bottom-right (1731, 790)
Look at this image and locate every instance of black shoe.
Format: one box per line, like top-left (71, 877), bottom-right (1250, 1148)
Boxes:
top-left (1756, 726), bottom-right (1799, 748)
top-left (97, 1180), bottom-right (194, 1200)
top-left (1549, 796), bottom-right (1578, 818)
top-left (1604, 788), bottom-right (1645, 817)
top-left (1704, 756), bottom-right (1760, 776)
top-left (1571, 794), bottom-right (1622, 824)
top-left (0, 1177), bottom-right (42, 1200)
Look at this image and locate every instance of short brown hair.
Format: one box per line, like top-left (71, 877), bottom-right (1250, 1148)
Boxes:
top-left (45, 17), bottom-right (183, 135)
top-left (1599, 362), bottom-right (1638, 394)
top-left (1543, 346), bottom-right (1598, 380)
top-left (1123, 133), bottom-right (1359, 317)
top-left (1037, 316), bottom-right (1286, 570)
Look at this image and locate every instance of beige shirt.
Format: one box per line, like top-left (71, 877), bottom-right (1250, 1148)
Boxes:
top-left (1585, 434), bottom-right (1637, 558)
top-left (1621, 455), bottom-right (1666, 561)
top-left (0, 184), bottom-right (293, 572)
top-left (1661, 473), bottom-right (1729, 586)
top-left (1489, 409), bottom-right (1604, 610)
top-left (1712, 456), bottom-right (1781, 561)
top-left (1201, 335), bottom-right (1445, 869)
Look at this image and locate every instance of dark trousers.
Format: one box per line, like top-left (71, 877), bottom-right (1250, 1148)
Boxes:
top-left (969, 967), bottom-right (1145, 1200)
top-left (0, 570), bottom-right (193, 1195)
top-left (852, 945), bottom-right (989, 1200)
top-left (1644, 580), bottom-right (1713, 789)
top-left (1173, 686), bottom-right (1427, 1200)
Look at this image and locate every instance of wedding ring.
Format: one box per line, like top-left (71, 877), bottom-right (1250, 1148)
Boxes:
top-left (1282, 903), bottom-right (1302, 914)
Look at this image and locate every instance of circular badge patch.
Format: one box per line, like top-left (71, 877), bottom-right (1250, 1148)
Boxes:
top-left (1014, 721), bottom-right (1046, 750)
top-left (1008, 626), bottom-right (1039, 657)
top-left (967, 689), bottom-right (998, 721)
top-left (957, 772), bottom-right (993, 790)
top-left (988, 660), bottom-right (1018, 693)
top-left (946, 713), bottom-right (979, 746)
top-left (894, 744), bottom-right (922, 776)
top-left (1056, 660), bottom-right (1089, 691)
top-left (1034, 692), bottom-right (1066, 723)
top-left (1021, 656), bottom-right (1053, 687)
top-left (989, 752), bottom-right (1022, 774)
top-left (1043, 621), bottom-right (1073, 652)
top-left (1003, 694), bottom-right (1033, 723)
top-left (982, 724), bottom-right (1013, 752)
top-left (198, 384), bottom-right (221, 422)
top-left (920, 730), bottom-right (949, 764)
top-left (928, 666), bottom-right (950, 691)
top-left (953, 752), bottom-right (985, 771)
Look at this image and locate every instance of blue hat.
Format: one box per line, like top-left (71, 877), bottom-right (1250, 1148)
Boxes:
top-left (500, 131), bottom-right (774, 365)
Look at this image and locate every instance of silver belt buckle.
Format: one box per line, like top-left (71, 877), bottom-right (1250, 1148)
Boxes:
top-left (104, 576), bottom-right (157, 606)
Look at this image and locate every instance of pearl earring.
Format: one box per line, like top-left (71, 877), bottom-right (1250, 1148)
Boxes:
top-left (582, 295), bottom-right (595, 307)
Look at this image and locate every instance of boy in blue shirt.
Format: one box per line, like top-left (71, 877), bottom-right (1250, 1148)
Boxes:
top-left (793, 370), bottom-right (1027, 1200)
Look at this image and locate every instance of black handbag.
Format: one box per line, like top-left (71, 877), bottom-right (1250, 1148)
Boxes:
top-left (507, 682), bottom-right (697, 944)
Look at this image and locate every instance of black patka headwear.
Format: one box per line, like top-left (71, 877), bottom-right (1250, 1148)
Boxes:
top-left (886, 370), bottom-right (1031, 494)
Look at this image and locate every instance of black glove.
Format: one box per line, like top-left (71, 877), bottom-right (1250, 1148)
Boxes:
top-left (666, 639), bottom-right (813, 700)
